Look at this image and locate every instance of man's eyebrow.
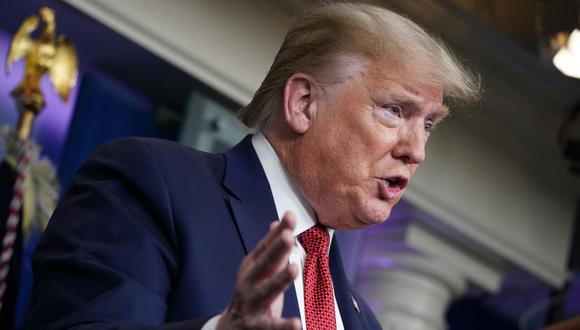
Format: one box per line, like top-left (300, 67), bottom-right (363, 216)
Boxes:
top-left (377, 91), bottom-right (449, 120)
top-left (386, 93), bottom-right (422, 105)
top-left (431, 105), bottom-right (450, 123)
top-left (429, 104), bottom-right (449, 125)
top-left (389, 94), bottom-right (450, 119)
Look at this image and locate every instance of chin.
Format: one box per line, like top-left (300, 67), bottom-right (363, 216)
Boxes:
top-left (324, 206), bottom-right (390, 230)
top-left (362, 210), bottom-right (391, 226)
top-left (321, 192), bottom-right (394, 230)
top-left (353, 200), bottom-right (393, 228)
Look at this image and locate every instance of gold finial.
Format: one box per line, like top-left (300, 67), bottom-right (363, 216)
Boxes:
top-left (5, 6), bottom-right (78, 140)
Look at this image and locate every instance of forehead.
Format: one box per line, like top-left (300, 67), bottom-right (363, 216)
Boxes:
top-left (359, 63), bottom-right (447, 113)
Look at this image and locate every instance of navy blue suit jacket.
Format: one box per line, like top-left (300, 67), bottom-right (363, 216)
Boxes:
top-left (28, 136), bottom-right (381, 329)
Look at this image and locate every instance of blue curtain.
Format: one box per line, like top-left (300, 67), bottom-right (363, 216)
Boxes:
top-left (58, 74), bottom-right (173, 192)
top-left (13, 75), bottom-right (173, 329)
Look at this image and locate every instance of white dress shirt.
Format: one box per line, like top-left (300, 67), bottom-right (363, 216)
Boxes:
top-left (252, 133), bottom-right (345, 330)
top-left (202, 133), bottom-right (344, 330)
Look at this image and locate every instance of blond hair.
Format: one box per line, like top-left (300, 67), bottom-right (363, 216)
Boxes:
top-left (238, 2), bottom-right (480, 130)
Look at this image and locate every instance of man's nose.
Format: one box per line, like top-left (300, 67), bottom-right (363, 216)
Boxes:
top-left (392, 123), bottom-right (427, 165)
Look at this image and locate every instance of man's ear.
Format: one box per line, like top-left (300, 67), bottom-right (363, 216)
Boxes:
top-left (283, 73), bottom-right (319, 134)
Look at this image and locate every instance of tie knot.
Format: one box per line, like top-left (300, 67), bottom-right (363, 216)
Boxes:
top-left (298, 224), bottom-right (329, 255)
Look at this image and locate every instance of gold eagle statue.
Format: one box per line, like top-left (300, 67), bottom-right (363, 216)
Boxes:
top-left (5, 6), bottom-right (78, 104)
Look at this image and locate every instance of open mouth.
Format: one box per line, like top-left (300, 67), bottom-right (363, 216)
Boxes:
top-left (384, 176), bottom-right (408, 190)
top-left (378, 175), bottom-right (409, 200)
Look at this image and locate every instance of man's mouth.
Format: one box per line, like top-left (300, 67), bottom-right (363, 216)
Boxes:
top-left (378, 176), bottom-right (409, 200)
top-left (385, 176), bottom-right (408, 189)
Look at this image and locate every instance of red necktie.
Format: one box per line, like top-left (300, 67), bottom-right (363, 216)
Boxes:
top-left (298, 224), bottom-right (337, 330)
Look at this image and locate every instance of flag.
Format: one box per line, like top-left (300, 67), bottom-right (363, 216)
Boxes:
top-left (0, 159), bottom-right (23, 330)
top-left (0, 127), bottom-right (58, 329)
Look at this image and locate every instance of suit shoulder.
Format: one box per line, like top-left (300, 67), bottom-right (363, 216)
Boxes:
top-left (95, 137), bottom-right (208, 157)
top-left (93, 137), bottom-right (222, 168)
top-left (75, 137), bottom-right (225, 191)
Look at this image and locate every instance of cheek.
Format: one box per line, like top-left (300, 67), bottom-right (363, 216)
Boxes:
top-left (334, 137), bottom-right (373, 177)
top-left (317, 104), bottom-right (395, 182)
top-left (408, 164), bottom-right (419, 177)
top-left (336, 130), bottom-right (394, 182)
top-left (365, 131), bottom-right (399, 168)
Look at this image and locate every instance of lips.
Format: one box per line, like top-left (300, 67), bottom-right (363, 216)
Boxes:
top-left (378, 175), bottom-right (408, 200)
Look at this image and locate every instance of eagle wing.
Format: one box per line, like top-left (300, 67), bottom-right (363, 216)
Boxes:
top-left (5, 15), bottom-right (39, 72)
top-left (49, 35), bottom-right (78, 102)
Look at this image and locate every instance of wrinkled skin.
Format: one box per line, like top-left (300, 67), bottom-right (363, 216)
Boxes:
top-left (272, 60), bottom-right (447, 230)
top-left (218, 213), bottom-right (301, 330)
top-left (218, 60), bottom-right (447, 329)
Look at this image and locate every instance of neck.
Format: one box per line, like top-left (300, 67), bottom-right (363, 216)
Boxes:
top-left (263, 123), bottom-right (301, 180)
top-left (263, 123), bottom-right (327, 226)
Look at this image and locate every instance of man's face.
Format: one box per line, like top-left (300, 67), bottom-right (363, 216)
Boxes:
top-left (292, 61), bottom-right (447, 230)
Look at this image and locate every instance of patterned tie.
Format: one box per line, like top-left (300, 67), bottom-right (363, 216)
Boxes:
top-left (298, 224), bottom-right (336, 330)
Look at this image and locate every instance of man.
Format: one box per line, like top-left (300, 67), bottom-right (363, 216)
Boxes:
top-left (27, 2), bottom-right (478, 330)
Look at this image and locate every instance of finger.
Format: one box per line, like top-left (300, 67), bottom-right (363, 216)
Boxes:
top-left (280, 211), bottom-right (297, 232)
top-left (250, 221), bottom-right (279, 260)
top-left (246, 228), bottom-right (294, 282)
top-left (262, 316), bottom-right (302, 330)
top-left (247, 314), bottom-right (301, 330)
top-left (249, 211), bottom-right (296, 263)
top-left (252, 263), bottom-right (299, 307)
top-left (270, 221), bottom-right (280, 230)
top-left (251, 212), bottom-right (295, 261)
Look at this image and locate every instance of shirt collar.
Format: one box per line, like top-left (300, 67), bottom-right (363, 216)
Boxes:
top-left (252, 132), bottom-right (333, 239)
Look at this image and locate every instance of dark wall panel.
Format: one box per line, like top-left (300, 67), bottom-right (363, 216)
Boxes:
top-left (59, 75), bottom-right (172, 192)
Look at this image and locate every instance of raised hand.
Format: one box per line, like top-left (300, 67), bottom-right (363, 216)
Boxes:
top-left (217, 212), bottom-right (301, 330)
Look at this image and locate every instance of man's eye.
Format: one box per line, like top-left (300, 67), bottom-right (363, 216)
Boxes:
top-left (424, 122), bottom-right (433, 133)
top-left (383, 105), bottom-right (402, 117)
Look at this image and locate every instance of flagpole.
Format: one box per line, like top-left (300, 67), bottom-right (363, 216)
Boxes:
top-left (0, 6), bottom-right (77, 316)
top-left (0, 142), bottom-right (30, 310)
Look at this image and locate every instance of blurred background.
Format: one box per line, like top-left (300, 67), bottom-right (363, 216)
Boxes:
top-left (0, 0), bottom-right (579, 329)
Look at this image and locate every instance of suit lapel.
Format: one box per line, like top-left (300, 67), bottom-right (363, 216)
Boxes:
top-left (329, 238), bottom-right (363, 329)
top-left (223, 135), bottom-right (300, 318)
